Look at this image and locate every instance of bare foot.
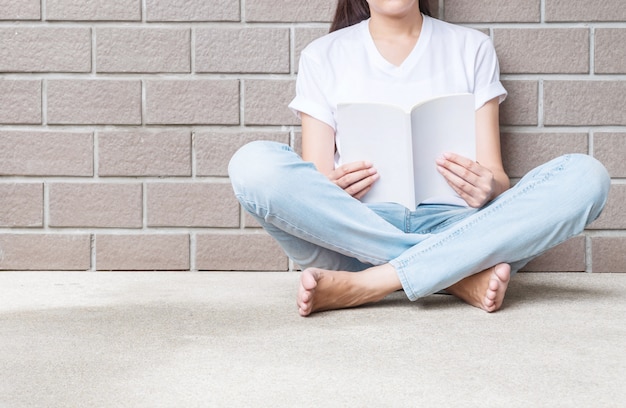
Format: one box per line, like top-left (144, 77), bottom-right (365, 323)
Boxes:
top-left (446, 263), bottom-right (511, 312)
top-left (297, 264), bottom-right (401, 317)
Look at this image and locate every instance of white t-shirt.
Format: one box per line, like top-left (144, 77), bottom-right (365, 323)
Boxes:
top-left (289, 15), bottom-right (507, 148)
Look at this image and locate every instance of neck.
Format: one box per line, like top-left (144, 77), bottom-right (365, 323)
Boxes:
top-left (368, 7), bottom-right (423, 39)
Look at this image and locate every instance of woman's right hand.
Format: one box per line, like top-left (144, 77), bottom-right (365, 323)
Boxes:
top-left (327, 161), bottom-right (379, 199)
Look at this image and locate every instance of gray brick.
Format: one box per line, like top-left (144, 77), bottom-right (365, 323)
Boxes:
top-left (0, 234), bottom-right (91, 270)
top-left (546, 0), bottom-right (626, 22)
top-left (500, 81), bottom-right (538, 126)
top-left (0, 184), bottom-right (43, 227)
top-left (196, 233), bottom-right (288, 271)
top-left (591, 237), bottom-right (626, 273)
top-left (145, 80), bottom-right (239, 125)
top-left (46, 0), bottom-right (140, 21)
top-left (146, 183), bottom-right (239, 227)
top-left (594, 133), bottom-right (626, 178)
top-left (0, 27), bottom-right (90, 72)
top-left (49, 183), bottom-right (143, 228)
top-left (244, 80), bottom-right (298, 125)
top-left (145, 0), bottom-right (240, 21)
top-left (47, 80), bottom-right (141, 125)
top-left (0, 131), bottom-right (93, 176)
top-left (544, 81), bottom-right (626, 126)
top-left (495, 29), bottom-right (589, 74)
top-left (245, 0), bottom-right (335, 22)
top-left (0, 0), bottom-right (40, 20)
top-left (0, 80), bottom-right (41, 124)
top-left (97, 28), bottom-right (190, 73)
top-left (98, 130), bottom-right (191, 176)
top-left (501, 133), bottom-right (588, 178)
top-left (195, 27), bottom-right (289, 73)
top-left (446, 0), bottom-right (540, 23)
top-left (595, 29), bottom-right (626, 74)
top-left (96, 234), bottom-right (189, 270)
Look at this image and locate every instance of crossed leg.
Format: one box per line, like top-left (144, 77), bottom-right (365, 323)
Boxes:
top-left (296, 263), bottom-right (511, 316)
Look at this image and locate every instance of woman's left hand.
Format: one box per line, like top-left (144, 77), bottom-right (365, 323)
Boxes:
top-left (436, 152), bottom-right (496, 208)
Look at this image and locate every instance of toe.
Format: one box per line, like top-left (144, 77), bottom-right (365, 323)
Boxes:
top-left (488, 278), bottom-right (499, 292)
top-left (494, 263), bottom-right (511, 283)
top-left (301, 268), bottom-right (320, 291)
top-left (485, 282), bottom-right (498, 301)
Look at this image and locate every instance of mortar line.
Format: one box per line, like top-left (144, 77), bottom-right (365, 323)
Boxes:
top-left (41, 78), bottom-right (47, 126)
top-left (93, 130), bottom-right (99, 179)
top-left (91, 234), bottom-right (97, 272)
top-left (537, 79), bottom-right (544, 127)
top-left (239, 202), bottom-right (246, 230)
top-left (4, 71), bottom-right (625, 82)
top-left (189, 20), bottom-right (196, 75)
top-left (290, 25), bottom-right (295, 75)
top-left (91, 25), bottom-right (97, 76)
top-left (141, 0), bottom-right (147, 22)
top-left (0, 176), bottom-right (233, 183)
top-left (141, 79), bottom-right (146, 126)
top-left (42, 180), bottom-right (49, 231)
top-left (189, 232), bottom-right (197, 271)
top-left (144, 182), bottom-right (149, 230)
top-left (190, 130), bottom-right (197, 179)
top-left (0, 19), bottom-right (621, 29)
top-left (586, 235), bottom-right (593, 273)
top-left (239, 78), bottom-right (245, 129)
top-left (589, 26), bottom-right (596, 76)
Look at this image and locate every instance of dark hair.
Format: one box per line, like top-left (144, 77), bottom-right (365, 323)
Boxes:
top-left (330, 0), bottom-right (432, 32)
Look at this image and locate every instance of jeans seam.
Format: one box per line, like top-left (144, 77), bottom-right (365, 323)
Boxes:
top-left (404, 207), bottom-right (411, 233)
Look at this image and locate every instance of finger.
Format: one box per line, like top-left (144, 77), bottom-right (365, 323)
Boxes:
top-left (442, 152), bottom-right (477, 169)
top-left (345, 173), bottom-right (379, 198)
top-left (436, 156), bottom-right (480, 186)
top-left (441, 152), bottom-right (487, 177)
top-left (437, 164), bottom-right (475, 196)
top-left (332, 161), bottom-right (373, 179)
top-left (437, 165), bottom-right (490, 208)
top-left (336, 167), bottom-right (377, 189)
top-left (353, 184), bottom-right (373, 200)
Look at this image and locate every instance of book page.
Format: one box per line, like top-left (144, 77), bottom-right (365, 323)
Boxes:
top-left (337, 103), bottom-right (415, 208)
top-left (410, 94), bottom-right (476, 205)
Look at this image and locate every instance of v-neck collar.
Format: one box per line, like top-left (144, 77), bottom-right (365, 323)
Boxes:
top-left (361, 14), bottom-right (432, 75)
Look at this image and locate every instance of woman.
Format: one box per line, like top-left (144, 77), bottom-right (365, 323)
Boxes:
top-left (228, 0), bottom-right (609, 316)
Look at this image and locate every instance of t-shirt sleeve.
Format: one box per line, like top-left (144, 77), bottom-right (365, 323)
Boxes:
top-left (473, 37), bottom-right (507, 110)
top-left (288, 50), bottom-right (336, 130)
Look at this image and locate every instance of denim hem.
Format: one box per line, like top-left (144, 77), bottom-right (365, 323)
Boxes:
top-left (390, 259), bottom-right (419, 301)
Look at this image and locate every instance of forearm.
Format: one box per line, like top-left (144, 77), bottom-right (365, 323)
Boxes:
top-left (301, 113), bottom-right (336, 175)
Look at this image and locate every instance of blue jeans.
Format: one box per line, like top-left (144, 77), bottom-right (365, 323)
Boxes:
top-left (228, 141), bottom-right (610, 301)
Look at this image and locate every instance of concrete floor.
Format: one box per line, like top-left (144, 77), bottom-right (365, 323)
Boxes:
top-left (1, 271), bottom-right (625, 408)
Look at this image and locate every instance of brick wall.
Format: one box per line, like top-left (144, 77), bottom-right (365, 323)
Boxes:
top-left (0, 0), bottom-right (624, 272)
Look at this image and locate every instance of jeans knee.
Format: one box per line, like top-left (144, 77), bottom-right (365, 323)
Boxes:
top-left (568, 154), bottom-right (610, 201)
top-left (228, 141), bottom-right (292, 192)
top-left (563, 154), bottom-right (610, 222)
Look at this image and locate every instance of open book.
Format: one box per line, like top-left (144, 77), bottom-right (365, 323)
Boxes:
top-left (336, 93), bottom-right (476, 209)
